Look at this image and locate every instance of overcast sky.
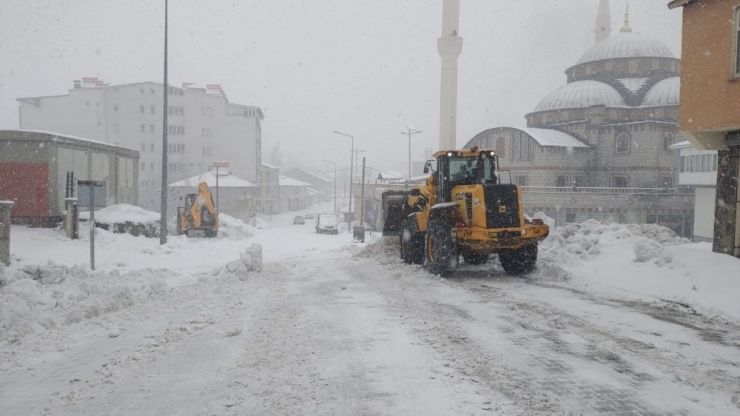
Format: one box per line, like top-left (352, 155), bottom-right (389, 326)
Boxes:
top-left (0, 0), bottom-right (682, 176)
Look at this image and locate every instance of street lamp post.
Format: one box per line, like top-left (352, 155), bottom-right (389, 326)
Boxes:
top-left (353, 146), bottom-right (364, 184)
top-left (332, 131), bottom-right (354, 219)
top-left (401, 126), bottom-right (422, 189)
top-left (322, 160), bottom-right (337, 214)
top-left (160, 0), bottom-right (169, 245)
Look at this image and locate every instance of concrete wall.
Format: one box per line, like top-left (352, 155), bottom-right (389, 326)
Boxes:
top-left (694, 187), bottom-right (716, 242)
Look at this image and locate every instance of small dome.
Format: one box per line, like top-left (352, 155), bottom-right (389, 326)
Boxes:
top-left (533, 80), bottom-right (626, 112)
top-left (576, 33), bottom-right (675, 65)
top-left (642, 77), bottom-right (680, 107)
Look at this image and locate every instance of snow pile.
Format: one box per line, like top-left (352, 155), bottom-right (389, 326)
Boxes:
top-left (355, 236), bottom-right (400, 264)
top-left (218, 244), bottom-right (263, 280)
top-left (533, 220), bottom-right (690, 281)
top-left (218, 213), bottom-right (256, 238)
top-left (0, 262), bottom-right (169, 342)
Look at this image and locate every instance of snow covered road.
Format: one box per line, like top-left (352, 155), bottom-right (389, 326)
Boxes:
top-left (2, 208), bottom-right (740, 415)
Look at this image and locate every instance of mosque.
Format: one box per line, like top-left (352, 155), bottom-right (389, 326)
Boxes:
top-left (462, 2), bottom-right (693, 235)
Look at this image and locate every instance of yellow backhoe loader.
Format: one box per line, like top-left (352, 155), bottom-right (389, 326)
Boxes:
top-left (176, 182), bottom-right (219, 237)
top-left (381, 146), bottom-right (549, 275)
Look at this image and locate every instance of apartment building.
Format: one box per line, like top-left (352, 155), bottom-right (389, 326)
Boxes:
top-left (17, 77), bottom-right (263, 210)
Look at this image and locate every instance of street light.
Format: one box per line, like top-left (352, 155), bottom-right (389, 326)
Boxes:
top-left (322, 159), bottom-right (337, 214)
top-left (352, 146), bottom-right (364, 184)
top-left (401, 125), bottom-right (422, 189)
top-left (332, 131), bottom-right (354, 218)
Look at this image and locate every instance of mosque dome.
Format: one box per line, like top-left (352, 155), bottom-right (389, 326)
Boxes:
top-left (642, 77), bottom-right (680, 107)
top-left (533, 80), bottom-right (626, 112)
top-left (576, 33), bottom-right (675, 65)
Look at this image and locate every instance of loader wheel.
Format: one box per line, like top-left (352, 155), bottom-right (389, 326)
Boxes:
top-left (425, 219), bottom-right (458, 276)
top-left (400, 218), bottom-right (424, 265)
top-left (462, 250), bottom-right (489, 265)
top-left (499, 243), bottom-right (538, 275)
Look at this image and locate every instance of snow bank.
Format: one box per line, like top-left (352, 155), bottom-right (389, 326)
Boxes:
top-left (217, 244), bottom-right (263, 280)
top-left (0, 262), bottom-right (169, 342)
top-left (355, 236), bottom-right (400, 265)
top-left (218, 213), bottom-right (256, 238)
top-left (92, 204), bottom-right (160, 224)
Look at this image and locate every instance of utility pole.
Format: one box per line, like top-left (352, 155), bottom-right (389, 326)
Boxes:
top-left (402, 126), bottom-right (422, 189)
top-left (159, 0), bottom-right (169, 245)
top-left (332, 131), bottom-right (354, 219)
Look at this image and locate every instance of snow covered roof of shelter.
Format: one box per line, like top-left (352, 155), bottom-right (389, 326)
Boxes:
top-left (279, 176), bottom-right (310, 187)
top-left (576, 33), bottom-right (675, 64)
top-left (669, 140), bottom-right (693, 150)
top-left (533, 81), bottom-right (626, 112)
top-left (168, 170), bottom-right (256, 188)
top-left (642, 77), bottom-right (680, 107)
top-left (616, 78), bottom-right (649, 93)
top-left (519, 128), bottom-right (590, 148)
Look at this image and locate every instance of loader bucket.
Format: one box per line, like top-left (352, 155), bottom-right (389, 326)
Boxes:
top-left (381, 190), bottom-right (411, 236)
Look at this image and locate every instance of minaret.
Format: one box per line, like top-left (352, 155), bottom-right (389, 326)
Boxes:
top-left (438, 0), bottom-right (463, 150)
top-left (595, 0), bottom-right (611, 44)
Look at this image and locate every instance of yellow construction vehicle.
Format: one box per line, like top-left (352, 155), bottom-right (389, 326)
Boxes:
top-left (381, 146), bottom-right (549, 275)
top-left (176, 182), bottom-right (219, 237)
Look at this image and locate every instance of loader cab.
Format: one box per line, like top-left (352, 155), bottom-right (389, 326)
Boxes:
top-left (435, 151), bottom-right (499, 203)
top-left (184, 193), bottom-right (196, 208)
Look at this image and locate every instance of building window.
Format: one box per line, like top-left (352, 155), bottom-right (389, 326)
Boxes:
top-left (615, 133), bottom-right (630, 154)
top-left (556, 175), bottom-right (569, 188)
top-left (202, 127), bottom-right (212, 138)
top-left (495, 137), bottom-right (505, 157)
top-left (712, 154), bottom-right (718, 171)
top-left (150, 88), bottom-right (155, 94)
top-left (202, 106), bottom-right (212, 116)
top-left (113, 104), bottom-right (119, 112)
top-left (140, 105), bottom-right (145, 114)
top-left (140, 88), bottom-right (144, 94)
top-left (141, 162), bottom-right (146, 171)
top-left (141, 143), bottom-right (146, 151)
top-left (113, 122), bottom-right (120, 133)
top-left (140, 124), bottom-right (145, 133)
top-left (168, 106), bottom-right (184, 116)
top-left (511, 133), bottom-right (534, 161)
top-left (611, 176), bottom-right (629, 188)
top-left (663, 132), bottom-right (673, 153)
top-left (150, 143), bottom-right (155, 152)
top-left (514, 175), bottom-right (528, 186)
top-left (150, 105), bottom-right (155, 114)
top-left (150, 162), bottom-right (155, 171)
top-left (149, 124), bottom-right (155, 133)
top-left (574, 176), bottom-right (586, 187)
top-left (168, 125), bottom-right (185, 135)
top-left (202, 147), bottom-right (212, 156)
top-left (735, 7), bottom-right (740, 76)
top-left (167, 144), bottom-right (185, 154)
top-left (168, 87), bottom-right (184, 96)
top-left (680, 155), bottom-right (686, 173)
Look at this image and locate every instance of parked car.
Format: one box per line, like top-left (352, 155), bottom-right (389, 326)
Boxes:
top-left (315, 213), bottom-right (338, 234)
top-left (293, 215), bottom-right (305, 225)
top-left (304, 213), bottom-right (314, 219)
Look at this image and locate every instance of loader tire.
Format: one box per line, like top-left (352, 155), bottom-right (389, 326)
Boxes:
top-left (425, 219), bottom-right (458, 276)
top-left (400, 218), bottom-right (424, 265)
top-left (462, 250), bottom-right (489, 265)
top-left (500, 243), bottom-right (538, 275)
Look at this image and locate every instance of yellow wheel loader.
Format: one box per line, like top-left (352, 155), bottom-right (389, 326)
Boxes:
top-left (176, 182), bottom-right (219, 237)
top-left (381, 146), bottom-right (549, 276)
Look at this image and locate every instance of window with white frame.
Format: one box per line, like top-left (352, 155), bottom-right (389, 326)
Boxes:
top-left (150, 143), bottom-right (155, 151)
top-left (149, 124), bottom-right (155, 133)
top-left (113, 104), bottom-right (119, 112)
top-left (140, 143), bottom-right (146, 151)
top-left (167, 144), bottom-right (185, 154)
top-left (168, 125), bottom-right (185, 135)
top-left (202, 147), bottom-right (212, 156)
top-left (202, 127), bottom-right (212, 138)
top-left (150, 105), bottom-right (155, 114)
top-left (202, 106), bottom-right (212, 116)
